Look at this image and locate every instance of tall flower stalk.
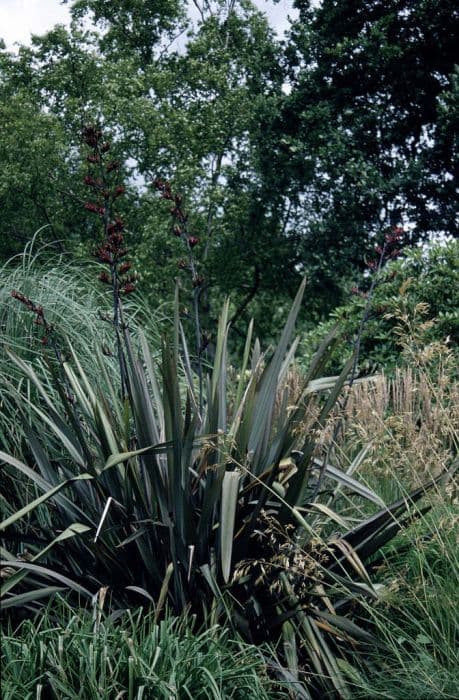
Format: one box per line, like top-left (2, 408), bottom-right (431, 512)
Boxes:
top-left (81, 125), bottom-right (135, 397)
top-left (5, 161), bottom-right (456, 699)
top-left (152, 178), bottom-right (206, 415)
top-left (309, 225), bottom-right (406, 502)
top-left (353, 224), bottom-right (405, 377)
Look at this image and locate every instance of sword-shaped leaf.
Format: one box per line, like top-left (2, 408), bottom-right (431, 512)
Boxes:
top-left (220, 470), bottom-right (241, 583)
top-left (0, 473), bottom-right (92, 531)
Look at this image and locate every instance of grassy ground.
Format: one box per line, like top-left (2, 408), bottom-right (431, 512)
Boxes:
top-left (1, 603), bottom-right (289, 700)
top-left (340, 351), bottom-right (459, 699)
top-left (346, 494), bottom-right (459, 699)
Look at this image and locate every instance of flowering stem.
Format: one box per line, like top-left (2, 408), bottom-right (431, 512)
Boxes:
top-left (309, 228), bottom-right (404, 504)
top-left (153, 178), bottom-right (206, 416)
top-left (10, 291), bottom-right (95, 468)
top-left (82, 125), bottom-right (134, 399)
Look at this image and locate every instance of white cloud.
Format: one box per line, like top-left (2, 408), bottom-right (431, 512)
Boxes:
top-left (0, 0), bottom-right (70, 49)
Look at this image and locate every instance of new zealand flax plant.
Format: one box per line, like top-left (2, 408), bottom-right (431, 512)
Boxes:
top-left (1, 127), bottom-right (456, 698)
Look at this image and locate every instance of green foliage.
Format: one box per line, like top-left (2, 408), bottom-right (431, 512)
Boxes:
top-left (314, 351), bottom-right (458, 698)
top-left (0, 92), bottom-right (68, 259)
top-left (348, 497), bottom-right (459, 699)
top-left (69, 0), bottom-right (187, 63)
top-left (2, 1), bottom-right (456, 334)
top-left (2, 276), bottom-right (454, 698)
top-left (300, 240), bottom-right (459, 372)
top-left (0, 242), bottom-right (163, 454)
top-left (258, 0), bottom-right (458, 292)
top-left (1, 601), bottom-right (283, 699)
top-left (0, 2), bottom-right (293, 339)
top-left (1, 5), bottom-right (458, 692)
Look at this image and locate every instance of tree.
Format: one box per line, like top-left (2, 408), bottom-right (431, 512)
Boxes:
top-left (1, 2), bottom-right (300, 340)
top-left (67, 0), bottom-right (186, 64)
top-left (257, 0), bottom-right (458, 302)
top-left (5, 1), bottom-right (455, 337)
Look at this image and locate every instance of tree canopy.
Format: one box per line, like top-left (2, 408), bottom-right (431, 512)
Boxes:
top-left (262, 0), bottom-right (458, 267)
top-left (1, 0), bottom-right (457, 337)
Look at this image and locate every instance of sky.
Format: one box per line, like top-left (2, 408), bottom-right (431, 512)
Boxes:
top-left (0, 0), bottom-right (299, 51)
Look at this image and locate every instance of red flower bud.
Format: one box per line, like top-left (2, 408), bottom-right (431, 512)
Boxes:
top-left (109, 232), bottom-right (124, 246)
top-left (107, 221), bottom-right (122, 235)
top-left (192, 275), bottom-right (205, 287)
top-left (188, 236), bottom-right (200, 248)
top-left (97, 249), bottom-right (112, 264)
top-left (84, 202), bottom-right (99, 213)
top-left (113, 185), bottom-right (125, 198)
top-left (98, 271), bottom-right (111, 284)
top-left (82, 125), bottom-right (102, 147)
top-left (107, 160), bottom-right (120, 172)
top-left (121, 282), bottom-right (136, 294)
top-left (119, 262), bottom-right (132, 274)
top-left (107, 218), bottom-right (124, 234)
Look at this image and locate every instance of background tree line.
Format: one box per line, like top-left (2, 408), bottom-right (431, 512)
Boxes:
top-left (1, 0), bottom-right (457, 340)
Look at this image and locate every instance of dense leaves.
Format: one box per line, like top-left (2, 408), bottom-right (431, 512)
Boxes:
top-left (2, 1), bottom-right (456, 337)
top-left (1, 5), bottom-right (458, 697)
top-left (260, 0), bottom-right (459, 285)
top-left (2, 603), bottom-right (282, 699)
top-left (300, 239), bottom-right (459, 371)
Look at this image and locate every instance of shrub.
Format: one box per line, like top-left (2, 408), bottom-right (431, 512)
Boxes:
top-left (2, 129), bottom-right (456, 699)
top-left (2, 277), bottom-right (455, 698)
top-left (300, 240), bottom-right (459, 372)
